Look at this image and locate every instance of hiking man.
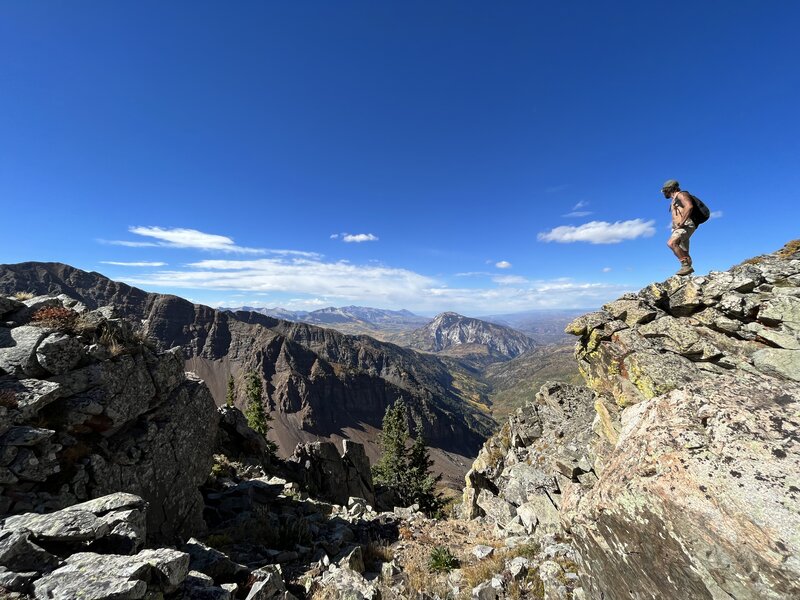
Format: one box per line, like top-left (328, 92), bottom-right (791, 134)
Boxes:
top-left (662, 179), bottom-right (696, 276)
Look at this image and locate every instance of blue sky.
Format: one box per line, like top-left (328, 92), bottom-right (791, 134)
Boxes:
top-left (2, 1), bottom-right (798, 315)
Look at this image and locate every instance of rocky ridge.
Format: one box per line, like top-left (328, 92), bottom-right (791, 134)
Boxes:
top-left (462, 241), bottom-right (800, 599)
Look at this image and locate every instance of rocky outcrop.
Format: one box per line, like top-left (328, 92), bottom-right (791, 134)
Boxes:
top-left (462, 382), bottom-right (597, 541)
top-left (285, 440), bottom-right (375, 507)
top-left (564, 372), bottom-right (800, 600)
top-left (409, 312), bottom-right (535, 360)
top-left (462, 241), bottom-right (800, 600)
top-left (0, 294), bottom-right (218, 543)
top-left (561, 242), bottom-right (800, 599)
top-left (0, 492), bottom-right (202, 598)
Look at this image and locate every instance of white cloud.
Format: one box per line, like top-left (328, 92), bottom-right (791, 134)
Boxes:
top-left (602, 267), bottom-right (612, 273)
top-left (538, 219), bottom-right (656, 244)
top-left (493, 275), bottom-right (528, 285)
top-left (563, 210), bottom-right (593, 218)
top-left (100, 240), bottom-right (160, 248)
top-left (107, 226), bottom-right (266, 254)
top-left (330, 234), bottom-right (340, 239)
top-left (101, 261), bottom-right (167, 267)
top-left (710, 211), bottom-right (723, 219)
top-left (120, 255), bottom-right (635, 314)
top-left (454, 271), bottom-right (492, 277)
top-left (573, 200), bottom-right (588, 210)
top-left (495, 261), bottom-right (512, 269)
top-left (341, 233), bottom-right (378, 243)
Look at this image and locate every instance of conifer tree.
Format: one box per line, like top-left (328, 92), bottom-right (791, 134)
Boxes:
top-left (244, 371), bottom-right (271, 436)
top-left (373, 402), bottom-right (443, 516)
top-left (372, 400), bottom-right (410, 496)
top-left (225, 375), bottom-right (235, 408)
top-left (407, 427), bottom-right (444, 516)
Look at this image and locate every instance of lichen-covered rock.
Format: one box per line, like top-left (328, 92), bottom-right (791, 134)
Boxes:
top-left (562, 373), bottom-right (800, 600)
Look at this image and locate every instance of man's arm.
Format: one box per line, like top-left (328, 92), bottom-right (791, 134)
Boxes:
top-left (674, 192), bottom-right (693, 227)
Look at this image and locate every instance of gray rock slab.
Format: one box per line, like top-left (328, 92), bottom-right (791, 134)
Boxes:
top-left (0, 378), bottom-right (62, 421)
top-left (0, 325), bottom-right (50, 377)
top-left (0, 426), bottom-right (55, 447)
top-left (752, 348), bottom-right (800, 382)
top-left (36, 332), bottom-right (85, 375)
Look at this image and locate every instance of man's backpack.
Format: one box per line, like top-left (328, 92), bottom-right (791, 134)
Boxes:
top-left (687, 192), bottom-right (711, 225)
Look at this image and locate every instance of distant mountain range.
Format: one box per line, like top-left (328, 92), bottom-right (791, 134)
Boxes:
top-left (226, 305), bottom-right (429, 330)
top-left (223, 304), bottom-right (586, 347)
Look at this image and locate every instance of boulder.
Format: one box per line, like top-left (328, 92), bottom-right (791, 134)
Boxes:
top-left (2, 493), bottom-right (147, 555)
top-left (32, 548), bottom-right (190, 600)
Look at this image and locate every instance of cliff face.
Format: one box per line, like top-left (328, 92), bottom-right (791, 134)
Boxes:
top-left (0, 264), bottom-right (494, 468)
top-left (0, 294), bottom-right (218, 543)
top-left (463, 241), bottom-right (800, 600)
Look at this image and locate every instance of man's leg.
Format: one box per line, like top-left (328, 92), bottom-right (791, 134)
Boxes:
top-left (669, 229), bottom-right (694, 275)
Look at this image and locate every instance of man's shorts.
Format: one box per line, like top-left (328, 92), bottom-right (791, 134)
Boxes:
top-left (670, 222), bottom-right (697, 253)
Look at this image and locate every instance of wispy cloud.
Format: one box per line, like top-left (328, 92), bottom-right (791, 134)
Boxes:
top-left (563, 200), bottom-right (593, 218)
top-left (538, 219), bottom-right (656, 244)
top-left (495, 261), bottom-right (512, 269)
top-left (602, 267), bottom-right (612, 273)
top-left (545, 184), bottom-right (569, 193)
top-left (100, 261), bottom-right (167, 267)
top-left (710, 211), bottom-right (723, 219)
top-left (493, 275), bottom-right (528, 285)
top-left (105, 226), bottom-right (265, 254)
top-left (454, 271), bottom-right (492, 278)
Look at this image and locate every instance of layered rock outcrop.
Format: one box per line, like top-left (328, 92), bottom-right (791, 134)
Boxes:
top-left (463, 241), bottom-right (800, 600)
top-left (0, 294), bottom-right (218, 543)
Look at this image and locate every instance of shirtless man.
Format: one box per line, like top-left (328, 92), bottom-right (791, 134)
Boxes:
top-left (662, 179), bottom-right (695, 276)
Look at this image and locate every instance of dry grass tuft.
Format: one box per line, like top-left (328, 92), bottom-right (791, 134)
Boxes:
top-left (12, 291), bottom-right (35, 301)
top-left (777, 239), bottom-right (800, 258)
top-left (30, 306), bottom-right (78, 331)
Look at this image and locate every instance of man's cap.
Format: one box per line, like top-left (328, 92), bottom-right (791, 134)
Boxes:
top-left (661, 179), bottom-right (679, 191)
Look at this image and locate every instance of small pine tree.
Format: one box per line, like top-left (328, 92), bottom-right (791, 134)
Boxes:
top-left (373, 403), bottom-right (443, 516)
top-left (244, 371), bottom-right (274, 446)
top-left (407, 427), bottom-right (444, 516)
top-left (372, 400), bottom-right (410, 498)
top-left (225, 375), bottom-right (235, 408)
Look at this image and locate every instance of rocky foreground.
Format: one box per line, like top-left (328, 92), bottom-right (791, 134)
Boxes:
top-left (464, 241), bottom-right (800, 599)
top-left (1, 240), bottom-right (799, 600)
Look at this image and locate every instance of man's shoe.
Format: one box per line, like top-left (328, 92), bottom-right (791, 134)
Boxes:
top-left (676, 263), bottom-right (694, 276)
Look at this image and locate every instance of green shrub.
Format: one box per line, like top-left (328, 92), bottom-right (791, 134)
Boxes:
top-left (428, 545), bottom-right (459, 573)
